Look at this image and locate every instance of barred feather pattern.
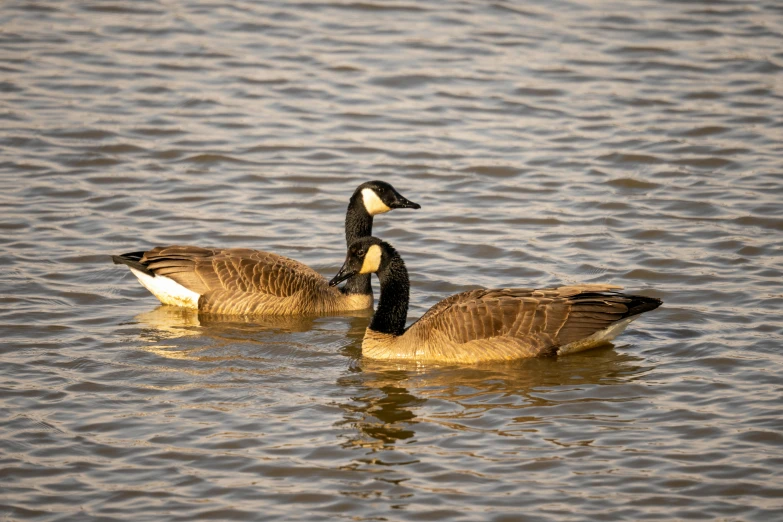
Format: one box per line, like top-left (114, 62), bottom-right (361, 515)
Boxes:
top-left (362, 284), bottom-right (647, 363)
top-left (137, 246), bottom-right (372, 315)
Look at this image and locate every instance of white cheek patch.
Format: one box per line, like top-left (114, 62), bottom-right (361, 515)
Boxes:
top-left (359, 244), bottom-right (382, 274)
top-left (361, 188), bottom-right (391, 216)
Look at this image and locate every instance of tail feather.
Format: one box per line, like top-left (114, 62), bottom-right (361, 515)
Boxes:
top-left (623, 295), bottom-right (662, 318)
top-left (111, 251), bottom-right (154, 276)
top-left (569, 291), bottom-right (661, 319)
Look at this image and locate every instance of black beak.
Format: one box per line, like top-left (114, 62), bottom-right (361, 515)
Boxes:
top-left (329, 261), bottom-right (356, 287)
top-left (389, 193), bottom-right (421, 210)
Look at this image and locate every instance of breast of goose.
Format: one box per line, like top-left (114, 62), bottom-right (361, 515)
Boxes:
top-left (111, 181), bottom-right (420, 315)
top-left (329, 236), bottom-right (662, 364)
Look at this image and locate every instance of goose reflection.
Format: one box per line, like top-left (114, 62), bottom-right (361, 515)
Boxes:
top-left (336, 344), bottom-right (650, 449)
top-left (128, 305), bottom-right (373, 363)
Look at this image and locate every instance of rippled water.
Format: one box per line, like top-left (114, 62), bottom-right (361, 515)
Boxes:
top-left (2, 1), bottom-right (783, 520)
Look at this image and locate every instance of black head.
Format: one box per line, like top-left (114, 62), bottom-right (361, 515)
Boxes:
top-left (329, 237), bottom-right (391, 287)
top-left (353, 180), bottom-right (421, 216)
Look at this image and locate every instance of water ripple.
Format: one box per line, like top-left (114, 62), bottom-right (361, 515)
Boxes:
top-left (1, 0), bottom-right (782, 520)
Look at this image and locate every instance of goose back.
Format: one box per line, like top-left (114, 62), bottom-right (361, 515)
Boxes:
top-left (123, 246), bottom-right (369, 315)
top-left (366, 283), bottom-right (660, 363)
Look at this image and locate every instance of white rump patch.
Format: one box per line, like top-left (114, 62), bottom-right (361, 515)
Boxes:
top-left (558, 316), bottom-right (637, 356)
top-left (361, 188), bottom-right (391, 216)
top-left (360, 244), bottom-right (382, 274)
top-left (130, 268), bottom-right (200, 309)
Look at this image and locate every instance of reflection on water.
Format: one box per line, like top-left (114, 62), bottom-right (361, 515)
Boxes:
top-left (134, 304), bottom-right (651, 455)
top-left (132, 305), bottom-right (372, 363)
top-left (338, 348), bottom-right (649, 449)
top-left (338, 381), bottom-right (422, 448)
top-left (133, 306), bottom-right (202, 340)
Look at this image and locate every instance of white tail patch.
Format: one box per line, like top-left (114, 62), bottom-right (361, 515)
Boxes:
top-left (129, 268), bottom-right (200, 309)
top-left (360, 244), bottom-right (383, 274)
top-left (361, 188), bottom-right (391, 216)
top-left (557, 316), bottom-right (637, 356)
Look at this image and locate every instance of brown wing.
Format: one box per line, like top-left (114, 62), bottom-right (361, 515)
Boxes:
top-left (407, 285), bottom-right (633, 359)
top-left (140, 246), bottom-right (331, 298)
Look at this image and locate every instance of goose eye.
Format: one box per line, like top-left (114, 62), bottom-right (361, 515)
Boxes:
top-left (356, 249), bottom-right (365, 257)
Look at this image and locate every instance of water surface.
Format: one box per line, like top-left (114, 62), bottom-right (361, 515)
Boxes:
top-left (2, 1), bottom-right (782, 520)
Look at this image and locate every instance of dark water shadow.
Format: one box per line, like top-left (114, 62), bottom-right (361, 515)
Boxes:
top-left (335, 345), bottom-right (652, 449)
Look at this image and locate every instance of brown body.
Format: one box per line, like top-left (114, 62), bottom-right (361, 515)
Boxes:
top-left (135, 246), bottom-right (371, 315)
top-left (362, 285), bottom-right (645, 363)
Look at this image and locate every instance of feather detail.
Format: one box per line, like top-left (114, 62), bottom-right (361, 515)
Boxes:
top-left (116, 246), bottom-right (372, 315)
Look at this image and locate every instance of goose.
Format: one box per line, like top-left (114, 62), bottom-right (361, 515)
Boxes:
top-left (329, 237), bottom-right (662, 363)
top-left (112, 181), bottom-right (420, 315)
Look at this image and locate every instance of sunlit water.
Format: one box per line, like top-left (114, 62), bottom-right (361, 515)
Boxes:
top-left (2, 1), bottom-right (782, 520)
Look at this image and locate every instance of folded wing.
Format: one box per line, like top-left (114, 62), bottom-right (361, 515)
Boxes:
top-left (138, 246), bottom-right (335, 314)
top-left (406, 285), bottom-right (646, 360)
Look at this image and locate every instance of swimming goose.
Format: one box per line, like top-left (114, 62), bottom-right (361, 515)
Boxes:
top-left (112, 181), bottom-right (420, 315)
top-left (329, 237), bottom-right (662, 363)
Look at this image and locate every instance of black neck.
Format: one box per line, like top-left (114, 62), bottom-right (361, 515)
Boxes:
top-left (369, 251), bottom-right (409, 336)
top-left (341, 193), bottom-right (373, 295)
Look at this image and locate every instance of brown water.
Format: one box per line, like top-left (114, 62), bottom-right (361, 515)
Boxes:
top-left (2, 1), bottom-right (783, 520)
